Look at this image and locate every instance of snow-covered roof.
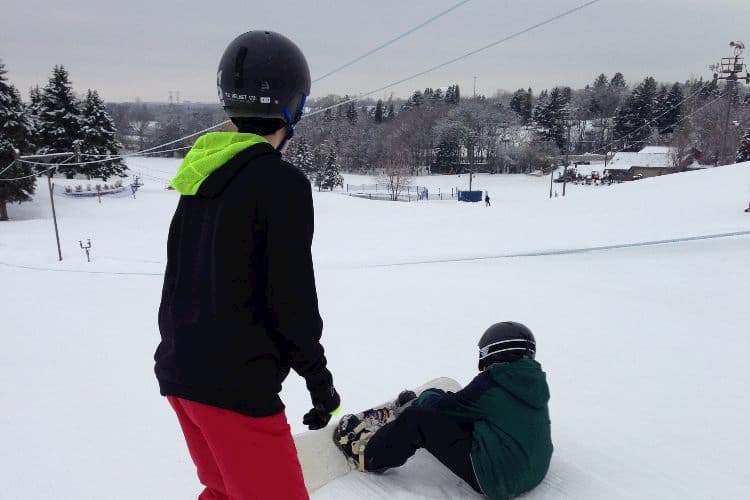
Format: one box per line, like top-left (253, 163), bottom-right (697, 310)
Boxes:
top-left (606, 146), bottom-right (674, 170)
top-left (639, 146), bottom-right (673, 154)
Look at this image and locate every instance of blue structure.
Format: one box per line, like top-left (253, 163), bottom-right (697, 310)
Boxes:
top-left (458, 190), bottom-right (483, 202)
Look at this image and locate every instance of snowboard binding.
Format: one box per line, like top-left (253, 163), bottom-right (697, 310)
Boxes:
top-left (333, 414), bottom-right (373, 471)
top-left (333, 390), bottom-right (419, 472)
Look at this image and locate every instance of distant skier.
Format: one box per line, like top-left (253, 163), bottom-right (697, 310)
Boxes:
top-left (485, 192), bottom-right (491, 207)
top-left (745, 201), bottom-right (750, 213)
top-left (337, 322), bottom-right (552, 499)
top-left (155, 31), bottom-right (340, 500)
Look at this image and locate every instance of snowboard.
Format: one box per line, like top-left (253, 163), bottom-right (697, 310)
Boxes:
top-left (293, 377), bottom-right (462, 493)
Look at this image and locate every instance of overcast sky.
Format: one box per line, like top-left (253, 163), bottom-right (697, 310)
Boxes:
top-left (1, 0), bottom-right (749, 103)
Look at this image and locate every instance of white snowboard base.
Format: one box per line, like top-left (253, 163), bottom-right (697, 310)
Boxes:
top-left (293, 377), bottom-right (463, 493)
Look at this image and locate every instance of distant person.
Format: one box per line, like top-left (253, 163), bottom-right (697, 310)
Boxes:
top-left (155, 31), bottom-right (340, 500)
top-left (485, 192), bottom-right (491, 207)
top-left (745, 201), bottom-right (750, 213)
top-left (337, 322), bottom-right (553, 499)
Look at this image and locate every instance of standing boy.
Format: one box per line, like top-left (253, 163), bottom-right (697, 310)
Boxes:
top-left (155, 30), bottom-right (340, 500)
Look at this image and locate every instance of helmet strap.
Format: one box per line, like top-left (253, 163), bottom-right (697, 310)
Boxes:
top-left (277, 95), bottom-right (307, 152)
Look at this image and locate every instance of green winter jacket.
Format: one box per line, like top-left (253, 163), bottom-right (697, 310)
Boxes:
top-left (416, 359), bottom-right (552, 499)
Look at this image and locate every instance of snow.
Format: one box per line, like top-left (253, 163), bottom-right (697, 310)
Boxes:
top-left (606, 146), bottom-right (674, 171)
top-left (1, 158), bottom-right (750, 499)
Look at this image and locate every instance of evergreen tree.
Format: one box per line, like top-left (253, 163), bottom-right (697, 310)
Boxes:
top-left (609, 72), bottom-right (627, 91)
top-left (26, 85), bottom-right (42, 144)
top-left (737, 128), bottom-right (750, 163)
top-left (345, 102), bottom-right (358, 124)
top-left (534, 87), bottom-right (570, 148)
top-left (79, 89), bottom-right (127, 180)
top-left (510, 88), bottom-right (533, 124)
top-left (433, 138), bottom-right (460, 173)
top-left (36, 65), bottom-right (82, 177)
top-left (655, 82), bottom-right (683, 134)
top-left (445, 84), bottom-right (461, 105)
top-left (290, 137), bottom-right (315, 178)
top-left (410, 90), bottom-right (424, 107)
top-left (613, 76), bottom-right (658, 150)
top-left (315, 149), bottom-right (343, 191)
top-left (587, 74), bottom-right (608, 117)
top-left (654, 84), bottom-right (669, 132)
top-left (593, 73), bottom-right (609, 89)
top-left (374, 99), bottom-right (384, 123)
top-left (431, 88), bottom-right (444, 102)
top-left (533, 89), bottom-right (549, 122)
top-left (386, 101), bottom-right (395, 120)
top-left (0, 61), bottom-right (35, 220)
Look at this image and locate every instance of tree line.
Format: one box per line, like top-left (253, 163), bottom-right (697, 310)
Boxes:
top-left (3, 60), bottom-right (750, 219)
top-left (0, 62), bottom-right (126, 220)
top-left (295, 72), bottom-right (750, 177)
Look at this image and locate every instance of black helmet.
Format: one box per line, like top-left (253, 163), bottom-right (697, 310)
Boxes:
top-left (478, 322), bottom-right (536, 371)
top-left (217, 30), bottom-right (310, 130)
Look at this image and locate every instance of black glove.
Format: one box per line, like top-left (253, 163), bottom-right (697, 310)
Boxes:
top-left (303, 386), bottom-right (341, 430)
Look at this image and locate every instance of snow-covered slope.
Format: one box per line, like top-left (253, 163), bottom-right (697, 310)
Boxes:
top-left (1, 161), bottom-right (749, 499)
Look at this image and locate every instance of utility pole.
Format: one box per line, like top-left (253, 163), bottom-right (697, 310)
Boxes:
top-left (47, 170), bottom-right (62, 261)
top-left (549, 170), bottom-right (554, 199)
top-left (564, 118), bottom-right (577, 167)
top-left (710, 41), bottom-right (750, 166)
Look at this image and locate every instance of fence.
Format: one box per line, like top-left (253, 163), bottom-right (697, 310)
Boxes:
top-left (345, 183), bottom-right (458, 202)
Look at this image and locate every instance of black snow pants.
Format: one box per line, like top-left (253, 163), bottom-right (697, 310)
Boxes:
top-left (363, 404), bottom-right (483, 494)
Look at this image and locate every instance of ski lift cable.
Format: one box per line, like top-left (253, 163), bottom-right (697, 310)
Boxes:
top-left (311, 0), bottom-right (474, 84)
top-left (1, 0), bottom-right (603, 177)
top-left (305, 0), bottom-right (606, 118)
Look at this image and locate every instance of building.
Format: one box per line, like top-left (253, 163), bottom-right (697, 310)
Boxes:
top-left (604, 146), bottom-right (678, 180)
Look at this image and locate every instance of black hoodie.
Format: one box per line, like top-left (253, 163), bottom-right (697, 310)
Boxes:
top-left (155, 138), bottom-right (332, 417)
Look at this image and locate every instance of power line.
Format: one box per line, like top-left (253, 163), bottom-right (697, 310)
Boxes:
top-left (0, 160), bottom-right (16, 177)
top-left (306, 0), bottom-right (606, 118)
top-left (312, 0), bottom-right (474, 84)
top-left (18, 152), bottom-right (74, 160)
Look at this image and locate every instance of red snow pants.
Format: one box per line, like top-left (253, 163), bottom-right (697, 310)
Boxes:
top-left (167, 396), bottom-right (309, 500)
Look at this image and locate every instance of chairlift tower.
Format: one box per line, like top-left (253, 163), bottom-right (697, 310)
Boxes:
top-left (710, 41), bottom-right (750, 166)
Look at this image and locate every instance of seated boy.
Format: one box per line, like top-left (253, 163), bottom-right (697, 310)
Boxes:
top-left (338, 322), bottom-right (552, 499)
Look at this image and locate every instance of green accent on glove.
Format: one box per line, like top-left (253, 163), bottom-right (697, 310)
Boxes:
top-left (330, 405), bottom-right (342, 416)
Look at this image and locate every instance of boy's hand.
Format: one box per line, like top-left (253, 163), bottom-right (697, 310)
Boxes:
top-left (303, 386), bottom-right (341, 430)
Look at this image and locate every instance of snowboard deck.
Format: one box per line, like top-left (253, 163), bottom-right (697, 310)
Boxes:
top-left (293, 376), bottom-right (462, 493)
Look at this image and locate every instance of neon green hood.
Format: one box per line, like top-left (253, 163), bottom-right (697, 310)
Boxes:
top-left (171, 132), bottom-right (269, 195)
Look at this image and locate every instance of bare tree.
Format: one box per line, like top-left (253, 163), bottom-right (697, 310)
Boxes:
top-left (378, 163), bottom-right (413, 201)
top-left (129, 99), bottom-right (153, 151)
